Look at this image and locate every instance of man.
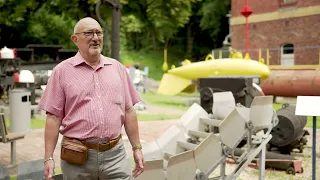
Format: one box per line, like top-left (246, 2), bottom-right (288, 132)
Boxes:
top-left (39, 17), bottom-right (144, 180)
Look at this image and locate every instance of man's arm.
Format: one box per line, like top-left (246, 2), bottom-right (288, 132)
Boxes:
top-left (44, 113), bottom-right (62, 160)
top-left (124, 107), bottom-right (141, 148)
top-left (124, 107), bottom-right (144, 178)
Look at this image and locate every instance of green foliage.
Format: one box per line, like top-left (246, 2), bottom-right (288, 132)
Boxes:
top-left (121, 15), bottom-right (145, 33)
top-left (147, 0), bottom-right (196, 42)
top-left (0, 0), bottom-right (44, 27)
top-left (27, 5), bottom-right (77, 49)
top-left (0, 0), bottom-right (231, 63)
top-left (199, 0), bottom-right (231, 40)
top-left (47, 0), bottom-right (100, 19)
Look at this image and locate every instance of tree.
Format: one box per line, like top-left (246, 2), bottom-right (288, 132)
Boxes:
top-left (0, 0), bottom-right (47, 48)
top-left (107, 0), bottom-right (121, 61)
top-left (199, 0), bottom-right (231, 44)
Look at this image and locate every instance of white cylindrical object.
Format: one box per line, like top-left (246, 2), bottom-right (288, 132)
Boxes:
top-left (9, 88), bottom-right (31, 133)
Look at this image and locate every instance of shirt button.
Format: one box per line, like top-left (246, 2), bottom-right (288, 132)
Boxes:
top-left (98, 95), bottom-right (101, 98)
top-left (96, 83), bottom-right (99, 85)
top-left (100, 108), bottom-right (102, 111)
top-left (101, 121), bottom-right (103, 124)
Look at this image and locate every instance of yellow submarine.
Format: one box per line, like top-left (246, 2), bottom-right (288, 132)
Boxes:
top-left (157, 48), bottom-right (270, 96)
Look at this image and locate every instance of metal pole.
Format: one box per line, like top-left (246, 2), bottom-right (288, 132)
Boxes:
top-left (245, 0), bottom-right (249, 54)
top-left (245, 17), bottom-right (248, 54)
top-left (259, 146), bottom-right (266, 180)
top-left (312, 116), bottom-right (317, 180)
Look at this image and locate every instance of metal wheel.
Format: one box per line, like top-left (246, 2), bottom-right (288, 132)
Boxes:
top-left (195, 172), bottom-right (207, 180)
top-left (200, 87), bottom-right (214, 113)
top-left (286, 167), bottom-right (296, 175)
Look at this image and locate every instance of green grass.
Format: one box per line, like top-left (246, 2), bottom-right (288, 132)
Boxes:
top-left (140, 90), bottom-right (190, 110)
top-left (306, 116), bottom-right (320, 129)
top-left (5, 118), bottom-right (47, 131)
top-left (138, 113), bottom-right (181, 121)
top-left (272, 103), bottom-right (283, 110)
top-left (120, 48), bottom-right (183, 81)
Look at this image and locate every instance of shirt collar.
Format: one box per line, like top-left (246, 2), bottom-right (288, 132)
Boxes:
top-left (72, 51), bottom-right (113, 67)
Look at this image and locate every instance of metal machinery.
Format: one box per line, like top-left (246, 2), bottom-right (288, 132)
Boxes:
top-left (136, 77), bottom-right (306, 180)
top-left (199, 76), bottom-right (262, 113)
top-left (0, 58), bottom-right (21, 103)
top-left (0, 44), bottom-right (78, 105)
top-left (132, 91), bottom-right (280, 180)
top-left (198, 77), bottom-right (309, 156)
top-left (268, 103), bottom-right (309, 154)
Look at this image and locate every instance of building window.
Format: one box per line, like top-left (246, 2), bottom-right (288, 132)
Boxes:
top-left (281, 44), bottom-right (294, 66)
top-left (283, 0), bottom-right (296, 3)
top-left (279, 0), bottom-right (297, 8)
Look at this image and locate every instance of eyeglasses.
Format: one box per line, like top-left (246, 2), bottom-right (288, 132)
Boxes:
top-left (75, 31), bottom-right (104, 38)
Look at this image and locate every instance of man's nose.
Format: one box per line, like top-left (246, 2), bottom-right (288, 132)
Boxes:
top-left (92, 32), bottom-right (99, 40)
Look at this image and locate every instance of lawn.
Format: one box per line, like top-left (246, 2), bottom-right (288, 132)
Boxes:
top-left (140, 90), bottom-right (191, 111)
top-left (121, 48), bottom-right (184, 81)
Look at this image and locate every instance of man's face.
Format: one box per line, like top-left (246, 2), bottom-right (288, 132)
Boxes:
top-left (72, 21), bottom-right (103, 57)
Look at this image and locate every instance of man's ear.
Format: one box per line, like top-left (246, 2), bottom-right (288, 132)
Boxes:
top-left (71, 35), bottom-right (77, 44)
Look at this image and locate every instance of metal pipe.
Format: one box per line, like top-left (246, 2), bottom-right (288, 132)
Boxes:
top-left (267, 49), bottom-right (269, 65)
top-left (312, 116), bottom-right (317, 180)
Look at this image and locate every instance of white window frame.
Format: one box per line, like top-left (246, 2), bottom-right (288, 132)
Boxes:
top-left (283, 0), bottom-right (296, 3)
top-left (281, 44), bottom-right (294, 66)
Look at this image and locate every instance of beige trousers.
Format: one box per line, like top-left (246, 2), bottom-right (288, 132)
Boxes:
top-left (61, 139), bottom-right (132, 180)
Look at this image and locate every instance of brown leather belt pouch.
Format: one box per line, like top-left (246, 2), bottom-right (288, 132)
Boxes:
top-left (61, 138), bottom-right (88, 165)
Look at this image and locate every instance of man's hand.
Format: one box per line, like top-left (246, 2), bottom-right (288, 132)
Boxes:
top-left (44, 159), bottom-right (55, 180)
top-left (132, 149), bottom-right (145, 178)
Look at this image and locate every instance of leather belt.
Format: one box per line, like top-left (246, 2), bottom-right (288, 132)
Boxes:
top-left (64, 135), bottom-right (122, 152)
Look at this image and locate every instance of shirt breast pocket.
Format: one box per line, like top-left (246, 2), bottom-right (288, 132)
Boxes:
top-left (108, 90), bottom-right (124, 120)
top-left (108, 84), bottom-right (124, 107)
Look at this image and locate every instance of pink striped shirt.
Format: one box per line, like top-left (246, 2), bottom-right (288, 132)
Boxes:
top-left (38, 52), bottom-right (140, 142)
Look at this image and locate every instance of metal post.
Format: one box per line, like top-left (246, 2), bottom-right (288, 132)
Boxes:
top-left (312, 116), bottom-right (317, 180)
top-left (11, 141), bottom-right (16, 165)
top-left (266, 49), bottom-right (270, 65)
top-left (259, 146), bottom-right (266, 180)
top-left (245, 16), bottom-right (249, 54)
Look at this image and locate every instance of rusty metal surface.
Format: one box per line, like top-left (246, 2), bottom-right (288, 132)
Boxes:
top-left (261, 70), bottom-right (320, 97)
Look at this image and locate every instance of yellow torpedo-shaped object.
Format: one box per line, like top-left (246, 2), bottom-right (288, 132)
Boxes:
top-left (157, 58), bottom-right (270, 96)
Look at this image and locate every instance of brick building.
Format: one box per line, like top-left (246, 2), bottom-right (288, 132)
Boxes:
top-left (230, 0), bottom-right (320, 65)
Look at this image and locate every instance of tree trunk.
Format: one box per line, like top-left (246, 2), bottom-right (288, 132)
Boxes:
top-left (152, 32), bottom-right (157, 51)
top-left (187, 24), bottom-right (194, 58)
top-left (111, 0), bottom-right (121, 61)
top-left (95, 0), bottom-right (109, 56)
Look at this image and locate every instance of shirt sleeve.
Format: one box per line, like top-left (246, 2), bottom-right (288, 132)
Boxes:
top-left (38, 67), bottom-right (65, 118)
top-left (122, 67), bottom-right (141, 111)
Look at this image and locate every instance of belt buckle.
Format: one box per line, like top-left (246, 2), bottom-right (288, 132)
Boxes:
top-left (100, 141), bottom-right (110, 151)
